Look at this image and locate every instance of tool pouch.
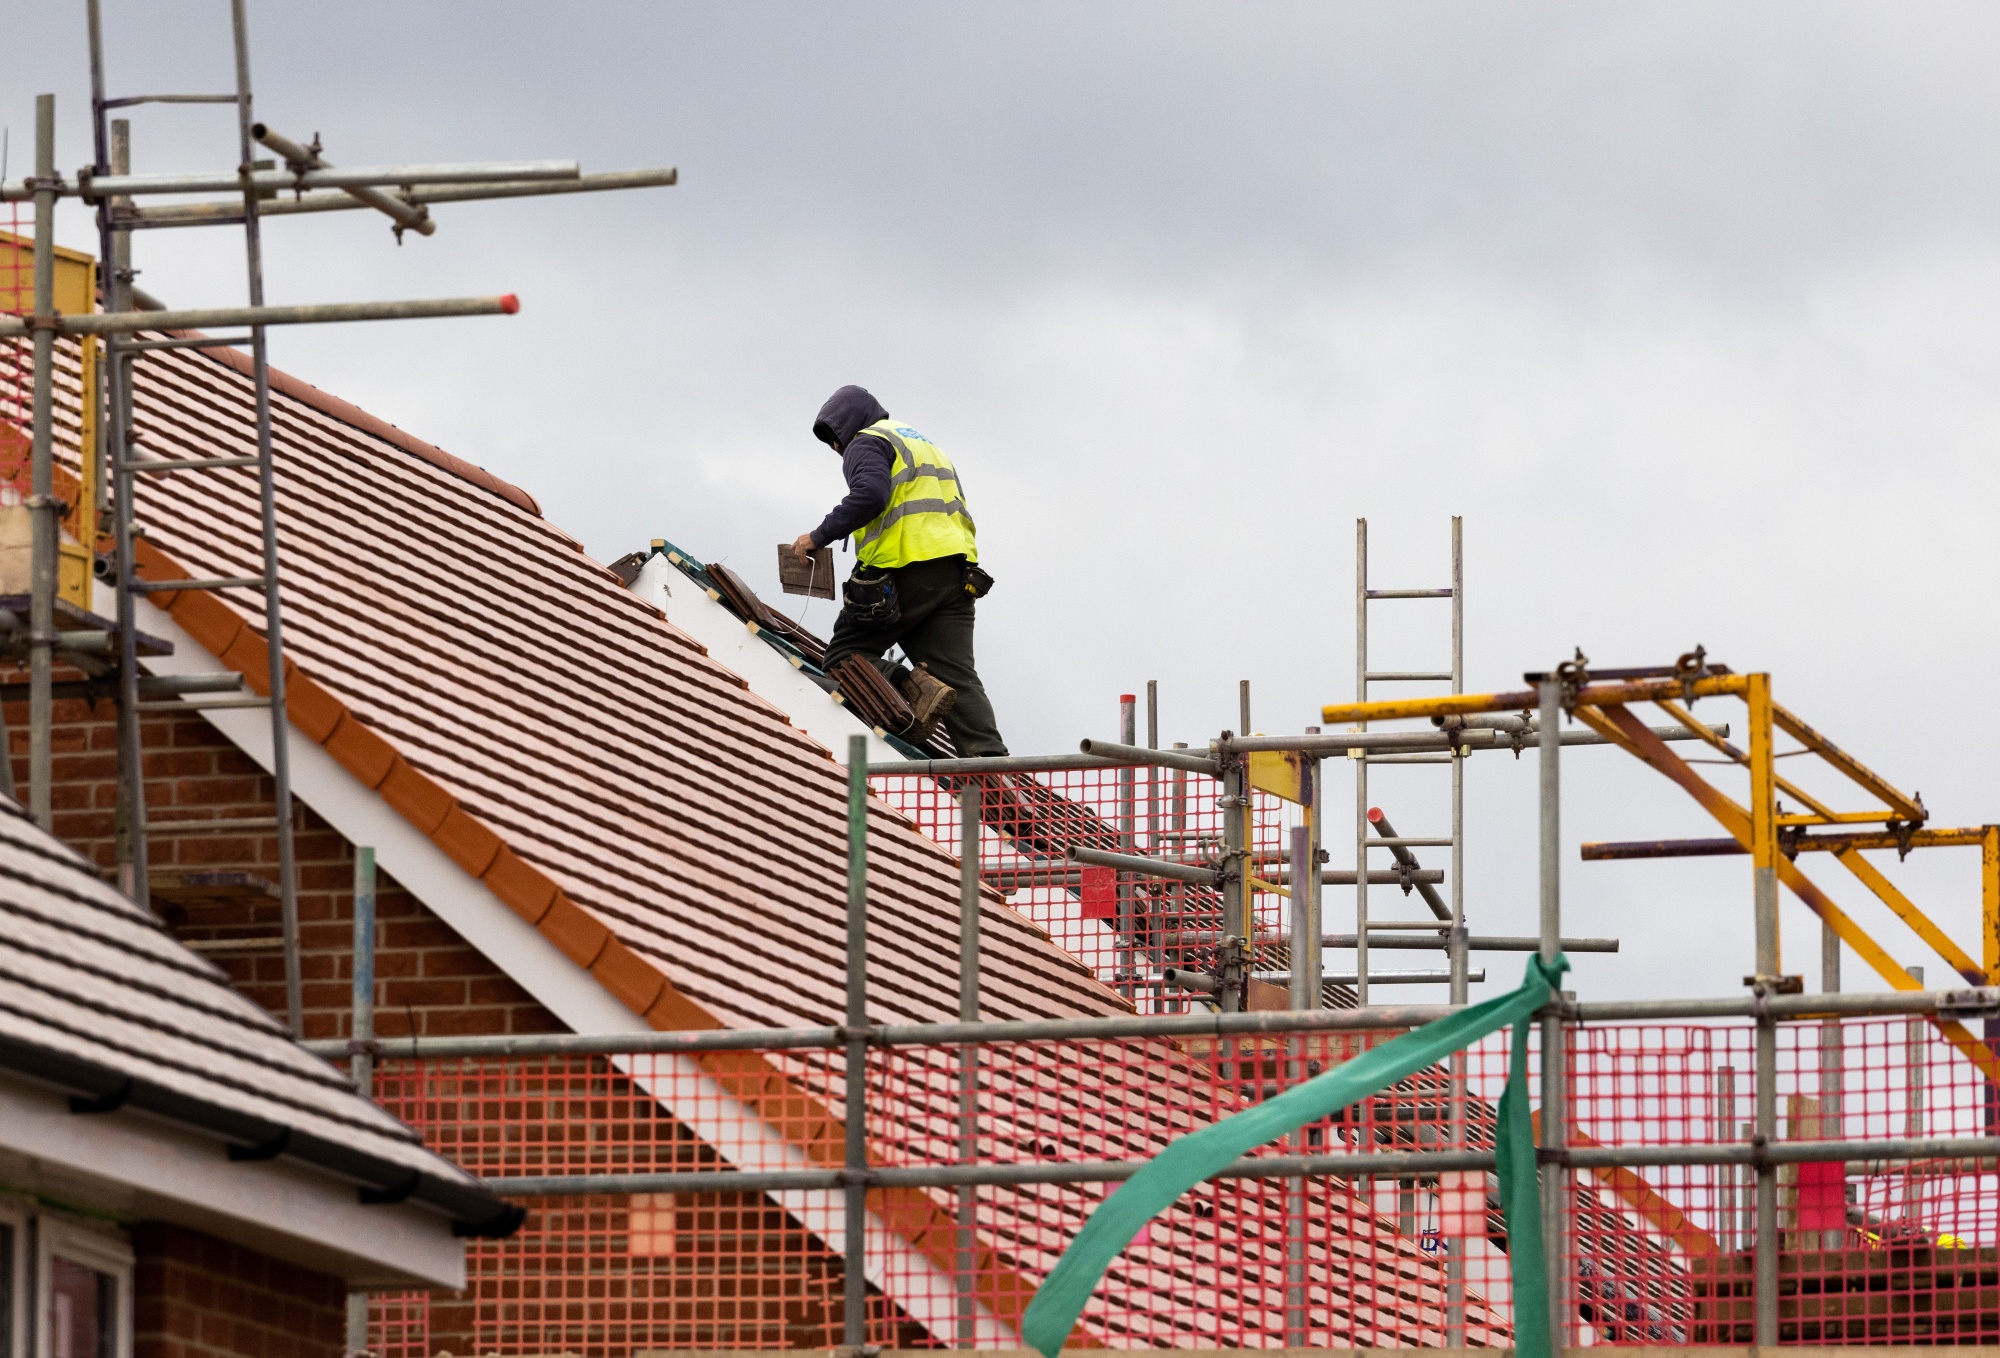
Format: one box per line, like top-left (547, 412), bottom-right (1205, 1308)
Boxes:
top-left (962, 562), bottom-right (995, 599)
top-left (842, 571), bottom-right (901, 627)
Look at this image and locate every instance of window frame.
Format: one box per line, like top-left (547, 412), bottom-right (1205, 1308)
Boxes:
top-left (0, 1194), bottom-right (29, 1358)
top-left (34, 1216), bottom-right (131, 1358)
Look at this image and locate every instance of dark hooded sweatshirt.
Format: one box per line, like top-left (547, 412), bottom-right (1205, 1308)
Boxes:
top-left (808, 385), bottom-right (896, 550)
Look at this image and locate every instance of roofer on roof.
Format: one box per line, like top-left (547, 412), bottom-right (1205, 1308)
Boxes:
top-left (791, 385), bottom-right (1008, 756)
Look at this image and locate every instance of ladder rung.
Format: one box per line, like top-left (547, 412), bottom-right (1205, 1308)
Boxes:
top-left (133, 576), bottom-right (265, 592)
top-left (101, 94), bottom-right (241, 109)
top-left (119, 456), bottom-right (260, 473)
top-left (1367, 837), bottom-right (1453, 848)
top-left (137, 696), bottom-right (272, 712)
top-left (1365, 671), bottom-right (1454, 682)
top-left (180, 935), bottom-right (286, 953)
top-left (1365, 588), bottom-right (1454, 600)
top-left (1366, 755), bottom-right (1454, 765)
top-left (147, 816), bottom-right (279, 834)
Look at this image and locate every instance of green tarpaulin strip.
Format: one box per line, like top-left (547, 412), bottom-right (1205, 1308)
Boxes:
top-left (1020, 953), bottom-right (1569, 1358)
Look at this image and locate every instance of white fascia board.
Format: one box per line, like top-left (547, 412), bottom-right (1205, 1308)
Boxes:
top-left (632, 555), bottom-right (902, 765)
top-left (111, 584), bottom-right (1013, 1346)
top-left (0, 1073), bottom-right (463, 1289)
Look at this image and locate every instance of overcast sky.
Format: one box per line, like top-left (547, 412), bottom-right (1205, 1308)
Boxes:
top-left (7, 2), bottom-right (1998, 1006)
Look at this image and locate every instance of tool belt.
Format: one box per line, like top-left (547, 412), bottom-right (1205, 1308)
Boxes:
top-left (841, 570), bottom-right (901, 627)
top-left (962, 561), bottom-right (994, 599)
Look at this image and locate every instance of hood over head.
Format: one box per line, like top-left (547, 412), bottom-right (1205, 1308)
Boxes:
top-left (813, 385), bottom-right (889, 451)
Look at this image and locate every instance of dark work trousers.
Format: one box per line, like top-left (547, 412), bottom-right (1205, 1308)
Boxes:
top-left (822, 554), bottom-right (1009, 757)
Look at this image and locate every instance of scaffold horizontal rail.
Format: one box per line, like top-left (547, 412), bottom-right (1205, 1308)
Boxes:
top-left (1071, 738), bottom-right (1222, 774)
top-left (1585, 827), bottom-right (1991, 857)
top-left (1322, 671), bottom-right (1749, 724)
top-left (480, 1147), bottom-right (1506, 1198)
top-left (0, 294), bottom-right (520, 338)
top-left (44, 159), bottom-right (580, 199)
top-left (1323, 933), bottom-right (1619, 952)
top-left (474, 1133), bottom-right (2000, 1200)
top-left (122, 168), bottom-right (681, 229)
top-left (1069, 844), bottom-right (1221, 884)
top-left (1227, 722), bottom-right (1725, 754)
top-left (301, 983), bottom-right (2000, 1060)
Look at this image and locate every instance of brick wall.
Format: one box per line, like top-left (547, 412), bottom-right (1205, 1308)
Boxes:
top-left (28, 695), bottom-right (561, 1041)
top-left (131, 1223), bottom-right (345, 1358)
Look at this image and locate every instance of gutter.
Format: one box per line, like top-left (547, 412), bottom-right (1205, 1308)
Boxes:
top-left (0, 1026), bottom-right (524, 1239)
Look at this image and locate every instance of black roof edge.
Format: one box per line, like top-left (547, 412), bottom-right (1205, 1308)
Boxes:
top-left (0, 1029), bottom-right (523, 1240)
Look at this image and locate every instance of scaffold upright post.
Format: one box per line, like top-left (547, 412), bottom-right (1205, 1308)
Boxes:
top-left (86, 2), bottom-right (149, 906)
top-left (1354, 518), bottom-right (1369, 1005)
top-left (1117, 693), bottom-right (1136, 987)
top-left (844, 734), bottom-right (870, 1349)
top-left (1821, 896), bottom-right (1843, 1247)
top-left (27, 94), bottom-right (57, 832)
top-left (346, 843), bottom-right (377, 1357)
top-left (1748, 671), bottom-right (1779, 1346)
top-left (1288, 823), bottom-right (1312, 1011)
top-left (1221, 737), bottom-right (1247, 1002)
top-left (1449, 515), bottom-right (1467, 1001)
top-left (956, 776), bottom-right (980, 1347)
top-left (1537, 674), bottom-right (1565, 1353)
top-left (1444, 516), bottom-right (1467, 1347)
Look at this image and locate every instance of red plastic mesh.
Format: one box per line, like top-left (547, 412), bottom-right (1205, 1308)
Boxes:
top-left (359, 1013), bottom-right (2000, 1352)
top-left (368, 1292), bottom-right (431, 1358)
top-left (873, 769), bottom-right (1318, 1011)
top-left (363, 1029), bottom-right (1525, 1353)
top-left (1562, 1019), bottom-right (2000, 1346)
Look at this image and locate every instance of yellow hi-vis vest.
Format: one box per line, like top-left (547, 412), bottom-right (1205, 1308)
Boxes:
top-left (853, 418), bottom-right (979, 569)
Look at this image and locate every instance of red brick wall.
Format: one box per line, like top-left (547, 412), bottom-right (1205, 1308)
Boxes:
top-left (131, 1223), bottom-right (345, 1358)
top-left (28, 694), bottom-right (560, 1041)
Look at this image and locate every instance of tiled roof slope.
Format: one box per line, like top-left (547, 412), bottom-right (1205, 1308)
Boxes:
top-left (118, 341), bottom-right (1124, 1033)
top-left (0, 794), bottom-right (513, 1234)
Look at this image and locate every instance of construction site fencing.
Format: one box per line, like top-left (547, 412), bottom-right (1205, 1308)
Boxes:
top-left (352, 1007), bottom-right (2000, 1355)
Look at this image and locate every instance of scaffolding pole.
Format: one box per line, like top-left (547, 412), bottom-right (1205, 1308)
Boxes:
top-left (1538, 675), bottom-right (1565, 1355)
top-left (26, 96), bottom-right (57, 831)
top-left (844, 734), bottom-right (870, 1349)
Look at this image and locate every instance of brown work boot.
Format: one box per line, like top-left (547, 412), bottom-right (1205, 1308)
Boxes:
top-left (900, 664), bottom-right (957, 741)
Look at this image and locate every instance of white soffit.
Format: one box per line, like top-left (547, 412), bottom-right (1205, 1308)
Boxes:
top-left (0, 1074), bottom-right (463, 1289)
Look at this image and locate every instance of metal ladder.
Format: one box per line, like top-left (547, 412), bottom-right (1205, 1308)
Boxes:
top-left (88, 0), bottom-right (301, 1032)
top-left (1351, 516), bottom-right (1466, 1007)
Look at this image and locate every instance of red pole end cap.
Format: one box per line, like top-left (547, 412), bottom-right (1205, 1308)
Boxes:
top-left (1367, 806), bottom-right (1385, 823)
top-left (499, 294), bottom-right (520, 314)
top-left (1119, 694), bottom-right (1136, 704)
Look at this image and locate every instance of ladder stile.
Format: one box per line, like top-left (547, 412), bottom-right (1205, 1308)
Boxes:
top-left (229, 0), bottom-right (305, 1040)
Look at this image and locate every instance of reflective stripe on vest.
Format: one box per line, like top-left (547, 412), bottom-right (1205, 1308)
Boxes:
top-left (854, 420), bottom-right (979, 569)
